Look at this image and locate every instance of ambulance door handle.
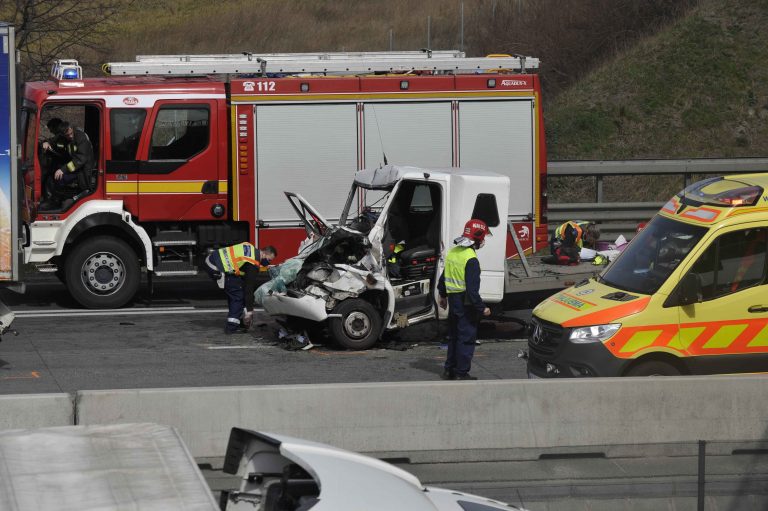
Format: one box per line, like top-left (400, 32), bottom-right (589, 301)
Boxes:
top-left (747, 305), bottom-right (768, 313)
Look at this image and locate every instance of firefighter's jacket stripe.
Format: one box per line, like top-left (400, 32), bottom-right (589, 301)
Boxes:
top-left (554, 221), bottom-right (588, 248)
top-left (218, 242), bottom-right (259, 276)
top-left (444, 246), bottom-right (477, 294)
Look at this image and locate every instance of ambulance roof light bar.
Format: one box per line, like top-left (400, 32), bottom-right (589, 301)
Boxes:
top-left (104, 51), bottom-right (540, 77)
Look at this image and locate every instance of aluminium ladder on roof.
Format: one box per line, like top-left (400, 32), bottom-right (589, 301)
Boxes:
top-left (104, 50), bottom-right (540, 76)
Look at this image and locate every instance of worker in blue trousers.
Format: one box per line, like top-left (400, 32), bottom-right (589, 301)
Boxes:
top-left (438, 219), bottom-right (492, 380)
top-left (205, 242), bottom-right (277, 334)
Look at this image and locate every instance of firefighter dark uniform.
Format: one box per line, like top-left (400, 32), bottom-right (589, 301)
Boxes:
top-left (205, 242), bottom-right (262, 334)
top-left (438, 219), bottom-right (491, 380)
top-left (41, 123), bottom-right (95, 210)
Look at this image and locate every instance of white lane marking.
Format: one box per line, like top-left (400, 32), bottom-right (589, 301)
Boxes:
top-left (206, 345), bottom-right (262, 350)
top-left (12, 307), bottom-right (265, 318)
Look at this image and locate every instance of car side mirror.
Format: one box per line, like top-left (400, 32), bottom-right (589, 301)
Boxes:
top-left (677, 272), bottom-right (702, 306)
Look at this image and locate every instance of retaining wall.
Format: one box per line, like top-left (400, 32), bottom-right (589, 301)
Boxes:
top-left (74, 376), bottom-right (768, 458)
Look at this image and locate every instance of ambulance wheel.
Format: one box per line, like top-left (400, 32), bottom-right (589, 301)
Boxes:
top-left (625, 360), bottom-right (680, 377)
top-left (329, 299), bottom-right (382, 350)
top-left (66, 236), bottom-right (140, 309)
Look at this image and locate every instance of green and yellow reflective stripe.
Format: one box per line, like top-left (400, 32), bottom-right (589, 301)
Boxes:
top-left (66, 161), bottom-right (75, 171)
top-left (444, 277), bottom-right (466, 293)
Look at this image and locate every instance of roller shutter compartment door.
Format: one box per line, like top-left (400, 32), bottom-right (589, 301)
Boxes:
top-left (459, 100), bottom-right (534, 218)
top-left (255, 104), bottom-right (358, 225)
top-left (363, 102), bottom-right (452, 170)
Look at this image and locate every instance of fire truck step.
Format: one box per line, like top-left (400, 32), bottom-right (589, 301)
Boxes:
top-left (153, 261), bottom-right (199, 277)
top-left (34, 263), bottom-right (58, 273)
top-left (152, 231), bottom-right (197, 247)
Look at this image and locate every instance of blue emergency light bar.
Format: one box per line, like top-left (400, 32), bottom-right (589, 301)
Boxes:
top-left (50, 59), bottom-right (83, 82)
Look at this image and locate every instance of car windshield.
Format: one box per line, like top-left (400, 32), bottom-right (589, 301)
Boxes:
top-left (600, 215), bottom-right (707, 295)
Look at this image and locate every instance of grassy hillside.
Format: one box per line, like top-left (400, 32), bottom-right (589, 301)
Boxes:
top-left (545, 0), bottom-right (768, 201)
top-left (102, 0), bottom-right (692, 96)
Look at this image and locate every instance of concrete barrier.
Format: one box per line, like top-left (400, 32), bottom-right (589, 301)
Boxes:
top-left (77, 375), bottom-right (768, 458)
top-left (0, 393), bottom-right (73, 429)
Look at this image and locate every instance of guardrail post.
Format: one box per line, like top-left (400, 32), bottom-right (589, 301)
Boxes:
top-left (595, 175), bottom-right (604, 203)
top-left (697, 439), bottom-right (706, 511)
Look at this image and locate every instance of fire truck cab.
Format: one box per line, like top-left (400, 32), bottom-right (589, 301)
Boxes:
top-left (18, 52), bottom-right (548, 309)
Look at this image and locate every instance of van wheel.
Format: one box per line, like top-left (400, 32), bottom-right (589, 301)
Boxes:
top-left (329, 299), bottom-right (382, 350)
top-left (625, 361), bottom-right (680, 377)
top-left (65, 236), bottom-right (140, 309)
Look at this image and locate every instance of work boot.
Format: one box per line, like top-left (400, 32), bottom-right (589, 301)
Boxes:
top-left (440, 370), bottom-right (456, 380)
top-left (455, 374), bottom-right (478, 381)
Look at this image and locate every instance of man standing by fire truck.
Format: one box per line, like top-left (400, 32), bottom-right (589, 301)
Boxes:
top-left (205, 243), bottom-right (277, 334)
top-left (438, 219), bottom-right (492, 380)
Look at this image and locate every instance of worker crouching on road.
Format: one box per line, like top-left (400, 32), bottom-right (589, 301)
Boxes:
top-left (205, 243), bottom-right (277, 334)
top-left (437, 219), bottom-right (492, 381)
top-left (545, 220), bottom-right (600, 265)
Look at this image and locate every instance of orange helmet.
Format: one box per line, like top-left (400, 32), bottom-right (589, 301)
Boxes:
top-left (463, 219), bottom-right (491, 242)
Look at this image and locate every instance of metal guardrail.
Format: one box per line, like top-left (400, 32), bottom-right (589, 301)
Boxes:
top-left (547, 158), bottom-right (768, 238)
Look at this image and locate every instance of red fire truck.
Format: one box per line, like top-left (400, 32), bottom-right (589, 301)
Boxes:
top-left (17, 51), bottom-right (549, 309)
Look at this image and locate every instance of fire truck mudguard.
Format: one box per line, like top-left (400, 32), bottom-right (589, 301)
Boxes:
top-left (26, 200), bottom-right (152, 308)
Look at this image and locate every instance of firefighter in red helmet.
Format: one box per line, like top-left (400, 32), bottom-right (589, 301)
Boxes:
top-left (437, 219), bottom-right (492, 380)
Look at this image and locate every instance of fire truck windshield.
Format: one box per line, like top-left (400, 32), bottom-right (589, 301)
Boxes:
top-left (600, 216), bottom-right (707, 295)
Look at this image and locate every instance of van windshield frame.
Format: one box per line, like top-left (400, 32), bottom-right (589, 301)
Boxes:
top-left (600, 215), bottom-right (707, 295)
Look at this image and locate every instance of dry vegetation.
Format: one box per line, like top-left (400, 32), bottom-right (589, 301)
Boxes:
top-left (93, 0), bottom-right (693, 96)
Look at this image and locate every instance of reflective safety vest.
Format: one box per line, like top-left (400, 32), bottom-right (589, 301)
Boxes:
top-left (388, 243), bottom-right (405, 263)
top-left (444, 246), bottom-right (478, 294)
top-left (554, 221), bottom-right (589, 248)
top-left (218, 242), bottom-right (259, 275)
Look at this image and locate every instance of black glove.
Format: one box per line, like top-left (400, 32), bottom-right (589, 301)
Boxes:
top-left (211, 271), bottom-right (222, 280)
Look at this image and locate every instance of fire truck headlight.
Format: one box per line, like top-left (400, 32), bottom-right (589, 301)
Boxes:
top-left (569, 324), bottom-right (620, 344)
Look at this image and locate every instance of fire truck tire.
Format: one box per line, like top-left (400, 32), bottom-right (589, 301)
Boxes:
top-left (65, 236), bottom-right (140, 309)
top-left (329, 299), bottom-right (382, 350)
top-left (625, 360), bottom-right (680, 377)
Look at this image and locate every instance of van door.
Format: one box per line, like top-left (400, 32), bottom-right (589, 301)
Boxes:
top-left (673, 225), bottom-right (768, 374)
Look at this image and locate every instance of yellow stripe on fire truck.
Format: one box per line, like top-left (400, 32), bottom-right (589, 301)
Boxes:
top-left (105, 180), bottom-right (228, 194)
top-left (605, 318), bottom-right (768, 358)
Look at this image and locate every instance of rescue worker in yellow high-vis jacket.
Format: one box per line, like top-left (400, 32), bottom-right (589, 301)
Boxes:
top-left (437, 219), bottom-right (492, 380)
top-left (548, 220), bottom-right (600, 265)
top-left (205, 242), bottom-right (277, 334)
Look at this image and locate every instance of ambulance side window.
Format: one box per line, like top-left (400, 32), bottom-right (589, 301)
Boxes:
top-left (149, 106), bottom-right (209, 160)
top-left (688, 228), bottom-right (768, 300)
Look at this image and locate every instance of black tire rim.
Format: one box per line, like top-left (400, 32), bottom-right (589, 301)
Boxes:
top-left (80, 250), bottom-right (126, 297)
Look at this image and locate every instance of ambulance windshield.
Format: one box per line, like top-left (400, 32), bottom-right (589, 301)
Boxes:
top-left (601, 216), bottom-right (706, 295)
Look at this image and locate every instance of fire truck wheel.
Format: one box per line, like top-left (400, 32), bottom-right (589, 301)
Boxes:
top-left (65, 236), bottom-right (140, 309)
top-left (625, 360), bottom-right (680, 377)
top-left (329, 299), bottom-right (382, 350)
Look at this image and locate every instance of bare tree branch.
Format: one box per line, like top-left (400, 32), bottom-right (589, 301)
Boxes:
top-left (2, 0), bottom-right (135, 80)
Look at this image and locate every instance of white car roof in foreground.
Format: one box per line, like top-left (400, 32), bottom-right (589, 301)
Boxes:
top-left (267, 432), bottom-right (521, 511)
top-left (354, 164), bottom-right (505, 189)
top-left (0, 423), bottom-right (219, 511)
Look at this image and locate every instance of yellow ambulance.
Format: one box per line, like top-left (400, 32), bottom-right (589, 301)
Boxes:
top-left (528, 174), bottom-right (768, 377)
